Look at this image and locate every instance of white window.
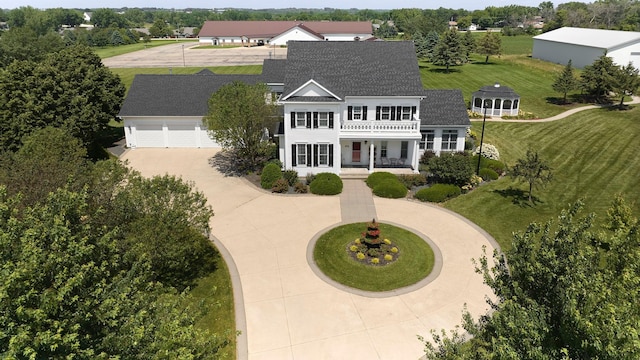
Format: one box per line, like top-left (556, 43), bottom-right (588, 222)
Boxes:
top-left (441, 130), bottom-right (458, 151)
top-left (401, 106), bottom-right (412, 120)
top-left (420, 130), bottom-right (434, 150)
top-left (318, 112), bottom-right (329, 127)
top-left (297, 144), bottom-right (307, 166)
top-left (296, 112), bottom-right (307, 127)
top-left (318, 144), bottom-right (329, 166)
top-left (352, 106), bottom-right (362, 120)
top-left (381, 106), bottom-right (391, 120)
top-left (380, 141), bottom-right (388, 158)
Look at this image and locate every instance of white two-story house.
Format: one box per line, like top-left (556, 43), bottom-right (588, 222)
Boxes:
top-left (277, 41), bottom-right (469, 175)
top-left (119, 41), bottom-right (470, 176)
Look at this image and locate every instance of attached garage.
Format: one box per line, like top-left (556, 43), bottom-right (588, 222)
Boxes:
top-left (124, 118), bottom-right (219, 148)
top-left (119, 73), bottom-right (265, 149)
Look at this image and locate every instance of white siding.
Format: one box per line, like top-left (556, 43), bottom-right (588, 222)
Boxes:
top-left (270, 27), bottom-right (323, 46)
top-left (532, 40), bottom-right (607, 69)
top-left (123, 117), bottom-right (220, 148)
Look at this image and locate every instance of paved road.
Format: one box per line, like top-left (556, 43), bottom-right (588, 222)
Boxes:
top-left (121, 148), bottom-right (498, 360)
top-left (102, 42), bottom-right (287, 68)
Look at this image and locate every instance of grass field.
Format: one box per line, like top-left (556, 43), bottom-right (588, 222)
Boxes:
top-left (445, 106), bottom-right (640, 250)
top-left (110, 65), bottom-right (263, 92)
top-left (94, 40), bottom-right (197, 58)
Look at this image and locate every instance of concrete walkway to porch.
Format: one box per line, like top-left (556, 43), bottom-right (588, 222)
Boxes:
top-left (340, 180), bottom-right (377, 223)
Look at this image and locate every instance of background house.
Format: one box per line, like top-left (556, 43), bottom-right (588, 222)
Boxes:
top-left (198, 20), bottom-right (373, 46)
top-left (532, 27), bottom-right (640, 68)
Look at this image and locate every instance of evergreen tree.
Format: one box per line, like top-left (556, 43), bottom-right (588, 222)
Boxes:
top-left (413, 31), bottom-right (429, 59)
top-left (612, 62), bottom-right (640, 107)
top-left (431, 28), bottom-right (465, 73)
top-left (425, 30), bottom-right (440, 62)
top-left (461, 30), bottom-right (476, 63)
top-left (476, 30), bottom-right (502, 63)
top-left (552, 59), bottom-right (578, 103)
top-left (580, 53), bottom-right (618, 101)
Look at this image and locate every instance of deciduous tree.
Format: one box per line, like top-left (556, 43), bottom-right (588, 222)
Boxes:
top-left (509, 149), bottom-right (553, 203)
top-left (203, 81), bottom-right (278, 170)
top-left (476, 30), bottom-right (502, 63)
top-left (423, 199), bottom-right (640, 359)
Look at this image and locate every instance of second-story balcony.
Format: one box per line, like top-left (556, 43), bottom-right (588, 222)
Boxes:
top-left (339, 119), bottom-right (420, 138)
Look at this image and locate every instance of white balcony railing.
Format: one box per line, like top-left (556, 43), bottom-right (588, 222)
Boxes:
top-left (340, 120), bottom-right (419, 133)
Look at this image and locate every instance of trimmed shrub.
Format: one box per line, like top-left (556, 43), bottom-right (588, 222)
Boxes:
top-left (294, 181), bottom-right (308, 193)
top-left (419, 150), bottom-right (436, 165)
top-left (472, 156), bottom-right (506, 175)
top-left (365, 171), bottom-right (398, 189)
top-left (309, 172), bottom-right (343, 195)
top-left (415, 184), bottom-right (462, 203)
top-left (473, 143), bottom-right (500, 160)
top-left (428, 153), bottom-right (473, 186)
top-left (397, 174), bottom-right (427, 189)
top-left (271, 178), bottom-right (289, 193)
top-left (373, 180), bottom-right (408, 199)
top-left (305, 172), bottom-right (316, 185)
top-left (283, 169), bottom-right (298, 186)
top-left (479, 168), bottom-right (499, 181)
top-left (260, 162), bottom-right (282, 189)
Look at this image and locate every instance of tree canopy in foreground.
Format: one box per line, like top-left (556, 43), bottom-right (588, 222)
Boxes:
top-left (422, 198), bottom-right (640, 359)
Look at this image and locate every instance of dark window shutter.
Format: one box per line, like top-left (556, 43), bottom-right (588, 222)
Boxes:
top-left (329, 112), bottom-right (334, 128)
top-left (329, 144), bottom-right (334, 166)
top-left (347, 106), bottom-right (353, 120)
top-left (412, 106), bottom-right (417, 119)
top-left (306, 144), bottom-right (312, 166)
top-left (390, 106), bottom-right (396, 120)
top-left (363, 106), bottom-right (368, 120)
top-left (314, 144), bottom-right (319, 166)
top-left (291, 144), bottom-right (297, 166)
top-left (313, 112), bottom-right (318, 128)
top-left (306, 112), bottom-right (312, 128)
top-left (376, 106), bottom-right (381, 120)
top-left (290, 112), bottom-right (296, 128)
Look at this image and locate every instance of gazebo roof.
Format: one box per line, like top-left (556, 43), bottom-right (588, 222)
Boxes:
top-left (472, 83), bottom-right (520, 99)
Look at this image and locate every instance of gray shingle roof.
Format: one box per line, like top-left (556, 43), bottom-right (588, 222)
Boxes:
top-left (281, 41), bottom-right (425, 100)
top-left (472, 84), bottom-right (520, 99)
top-left (118, 74), bottom-right (263, 117)
top-left (261, 59), bottom-right (286, 84)
top-left (420, 90), bottom-right (470, 126)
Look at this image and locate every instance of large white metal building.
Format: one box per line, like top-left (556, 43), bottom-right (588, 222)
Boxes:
top-left (532, 27), bottom-right (640, 69)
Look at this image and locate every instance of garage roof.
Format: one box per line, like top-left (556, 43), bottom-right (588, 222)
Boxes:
top-left (119, 74), bottom-right (263, 117)
top-left (533, 27), bottom-right (640, 49)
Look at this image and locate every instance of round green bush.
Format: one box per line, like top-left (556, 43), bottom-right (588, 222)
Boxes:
top-left (415, 184), bottom-right (461, 203)
top-left (372, 180), bottom-right (408, 198)
top-left (479, 168), bottom-right (499, 181)
top-left (366, 172), bottom-right (398, 189)
top-left (260, 162), bottom-right (282, 189)
top-left (309, 172), bottom-right (343, 195)
top-left (472, 156), bottom-right (506, 175)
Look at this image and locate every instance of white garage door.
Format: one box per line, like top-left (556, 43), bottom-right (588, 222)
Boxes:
top-left (167, 124), bottom-right (197, 147)
top-left (136, 124), bottom-right (164, 147)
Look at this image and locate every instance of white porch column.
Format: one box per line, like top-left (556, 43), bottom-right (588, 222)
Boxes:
top-left (368, 142), bottom-right (375, 173)
top-left (412, 140), bottom-right (420, 173)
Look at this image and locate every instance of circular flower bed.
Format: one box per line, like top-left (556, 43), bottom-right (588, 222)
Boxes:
top-left (313, 221), bottom-right (435, 291)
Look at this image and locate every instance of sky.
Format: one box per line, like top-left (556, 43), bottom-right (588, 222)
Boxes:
top-left (5, 0), bottom-right (588, 11)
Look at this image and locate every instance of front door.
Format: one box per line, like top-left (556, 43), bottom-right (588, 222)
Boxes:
top-left (352, 142), bottom-right (361, 162)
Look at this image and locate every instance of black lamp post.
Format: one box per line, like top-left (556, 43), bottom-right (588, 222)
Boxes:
top-left (476, 99), bottom-right (490, 176)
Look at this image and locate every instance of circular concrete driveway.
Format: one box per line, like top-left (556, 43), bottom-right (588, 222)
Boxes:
top-left (121, 148), bottom-right (497, 360)
top-left (102, 42), bottom-right (287, 68)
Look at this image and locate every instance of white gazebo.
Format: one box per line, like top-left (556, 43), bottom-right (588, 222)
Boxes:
top-left (471, 83), bottom-right (520, 117)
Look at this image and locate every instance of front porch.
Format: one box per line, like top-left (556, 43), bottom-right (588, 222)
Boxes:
top-left (339, 166), bottom-right (416, 179)
top-left (339, 138), bottom-right (421, 175)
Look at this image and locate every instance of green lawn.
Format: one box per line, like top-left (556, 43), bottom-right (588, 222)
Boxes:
top-left (183, 245), bottom-right (236, 359)
top-left (110, 65), bottom-right (263, 92)
top-left (445, 106), bottom-right (640, 250)
top-left (94, 40), bottom-right (197, 58)
top-left (313, 222), bottom-right (435, 291)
